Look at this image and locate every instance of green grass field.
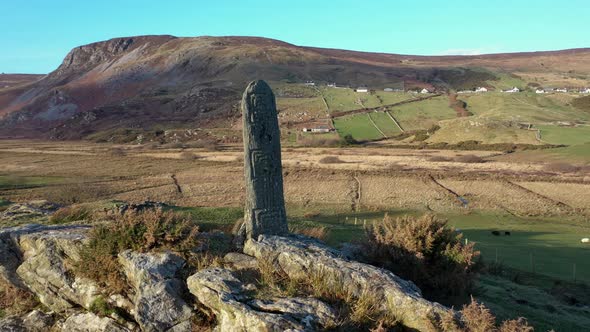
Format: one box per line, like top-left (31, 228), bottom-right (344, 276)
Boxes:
top-left (318, 88), bottom-right (413, 112)
top-left (333, 114), bottom-right (385, 141)
top-left (0, 175), bottom-right (65, 190)
top-left (368, 111), bottom-right (403, 137)
top-left (388, 95), bottom-right (456, 131)
top-left (462, 92), bottom-right (590, 124)
top-left (538, 125), bottom-right (590, 146)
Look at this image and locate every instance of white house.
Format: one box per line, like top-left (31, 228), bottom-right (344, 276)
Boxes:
top-left (581, 88), bottom-right (590, 94)
top-left (384, 88), bottom-right (394, 92)
top-left (356, 87), bottom-right (369, 93)
top-left (555, 88), bottom-right (568, 93)
top-left (503, 87), bottom-right (520, 93)
top-left (302, 126), bottom-right (333, 133)
top-left (327, 83), bottom-right (336, 88)
top-left (475, 87), bottom-right (488, 93)
top-left (420, 88), bottom-right (430, 94)
top-left (304, 81), bottom-right (315, 86)
top-left (535, 89), bottom-right (546, 94)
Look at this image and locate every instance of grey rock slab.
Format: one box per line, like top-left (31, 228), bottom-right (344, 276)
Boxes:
top-left (12, 224), bottom-right (98, 312)
top-left (244, 235), bottom-right (455, 331)
top-left (187, 267), bottom-right (335, 331)
top-left (118, 250), bottom-right (192, 332)
top-left (61, 312), bottom-right (130, 332)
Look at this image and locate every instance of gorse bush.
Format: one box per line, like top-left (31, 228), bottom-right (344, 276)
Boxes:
top-left (363, 214), bottom-right (480, 304)
top-left (75, 209), bottom-right (200, 294)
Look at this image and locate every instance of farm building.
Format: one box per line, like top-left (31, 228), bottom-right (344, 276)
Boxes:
top-left (327, 83), bottom-right (336, 88)
top-left (555, 88), bottom-right (568, 93)
top-left (535, 89), bottom-right (546, 94)
top-left (356, 87), bottom-right (369, 93)
top-left (582, 88), bottom-right (590, 94)
top-left (303, 81), bottom-right (315, 86)
top-left (503, 87), bottom-right (520, 93)
top-left (302, 125), bottom-right (334, 133)
top-left (384, 88), bottom-right (394, 92)
top-left (475, 87), bottom-right (488, 92)
top-left (420, 88), bottom-right (430, 94)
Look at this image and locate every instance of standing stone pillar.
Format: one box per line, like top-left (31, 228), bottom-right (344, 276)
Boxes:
top-left (240, 80), bottom-right (288, 240)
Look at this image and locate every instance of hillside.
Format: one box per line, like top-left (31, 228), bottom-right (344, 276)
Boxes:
top-left (1, 35), bottom-right (589, 141)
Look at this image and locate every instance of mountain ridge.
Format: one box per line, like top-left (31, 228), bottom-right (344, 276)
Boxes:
top-left (1, 35), bottom-right (589, 139)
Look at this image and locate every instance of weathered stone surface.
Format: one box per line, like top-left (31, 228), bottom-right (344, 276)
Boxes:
top-left (0, 200), bottom-right (60, 224)
top-left (187, 267), bottom-right (336, 331)
top-left (118, 250), bottom-right (193, 332)
top-left (240, 80), bottom-right (288, 240)
top-left (0, 310), bottom-right (54, 332)
top-left (223, 252), bottom-right (258, 270)
top-left (61, 312), bottom-right (129, 332)
top-left (10, 224), bottom-right (98, 312)
top-left (244, 235), bottom-right (454, 331)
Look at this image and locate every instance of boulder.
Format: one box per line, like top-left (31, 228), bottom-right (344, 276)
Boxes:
top-left (223, 252), bottom-right (258, 270)
top-left (187, 267), bottom-right (337, 331)
top-left (118, 250), bottom-right (193, 332)
top-left (10, 224), bottom-right (98, 312)
top-left (0, 310), bottom-right (54, 332)
top-left (61, 312), bottom-right (129, 332)
top-left (244, 235), bottom-right (454, 331)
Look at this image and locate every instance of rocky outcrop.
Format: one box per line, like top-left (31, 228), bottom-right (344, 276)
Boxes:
top-left (244, 235), bottom-right (454, 331)
top-left (0, 200), bottom-right (60, 224)
top-left (60, 312), bottom-right (129, 332)
top-left (0, 224), bottom-right (98, 312)
top-left (0, 310), bottom-right (54, 332)
top-left (118, 250), bottom-right (193, 332)
top-left (187, 267), bottom-right (337, 331)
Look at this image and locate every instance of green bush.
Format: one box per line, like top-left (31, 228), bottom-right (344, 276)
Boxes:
top-left (363, 214), bottom-right (480, 304)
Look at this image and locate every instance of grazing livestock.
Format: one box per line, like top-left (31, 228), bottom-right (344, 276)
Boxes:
top-left (582, 238), bottom-right (589, 243)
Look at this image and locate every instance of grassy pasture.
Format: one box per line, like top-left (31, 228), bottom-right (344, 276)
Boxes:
top-left (462, 92), bottom-right (590, 123)
top-left (388, 95), bottom-right (455, 131)
top-left (368, 112), bottom-right (403, 137)
top-left (333, 114), bottom-right (384, 141)
top-left (538, 125), bottom-right (590, 146)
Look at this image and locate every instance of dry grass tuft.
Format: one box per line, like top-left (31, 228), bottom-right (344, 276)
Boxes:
top-left (290, 226), bottom-right (329, 242)
top-left (318, 156), bottom-right (345, 164)
top-left (0, 280), bottom-right (39, 318)
top-left (49, 204), bottom-right (91, 224)
top-left (435, 297), bottom-right (534, 332)
top-left (454, 154), bottom-right (486, 163)
top-left (45, 182), bottom-right (111, 205)
top-left (179, 151), bottom-right (201, 160)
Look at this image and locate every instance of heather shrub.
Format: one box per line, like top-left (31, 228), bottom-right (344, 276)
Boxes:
top-left (74, 209), bottom-right (200, 294)
top-left (45, 182), bottom-right (111, 204)
top-left (543, 162), bottom-right (580, 173)
top-left (363, 214), bottom-right (480, 304)
top-left (436, 298), bottom-right (533, 332)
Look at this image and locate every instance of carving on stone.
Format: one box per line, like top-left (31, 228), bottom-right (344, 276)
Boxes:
top-left (239, 80), bottom-right (288, 240)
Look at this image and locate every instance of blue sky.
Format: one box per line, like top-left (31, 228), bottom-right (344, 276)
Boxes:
top-left (1, 0), bottom-right (589, 73)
